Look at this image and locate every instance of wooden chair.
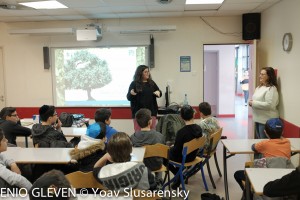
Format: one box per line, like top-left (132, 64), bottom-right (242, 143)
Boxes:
top-left (203, 128), bottom-right (223, 189)
top-left (143, 143), bottom-right (171, 191)
top-left (65, 171), bottom-right (106, 189)
top-left (162, 136), bottom-right (208, 199)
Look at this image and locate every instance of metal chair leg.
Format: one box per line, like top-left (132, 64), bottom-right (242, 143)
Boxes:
top-left (200, 163), bottom-right (209, 191)
top-left (206, 158), bottom-right (216, 189)
top-left (214, 152), bottom-right (222, 177)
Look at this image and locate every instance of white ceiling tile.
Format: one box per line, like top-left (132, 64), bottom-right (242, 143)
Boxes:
top-left (183, 10), bottom-right (218, 17)
top-left (147, 5), bottom-right (184, 12)
top-left (220, 3), bottom-right (261, 11)
top-left (110, 6), bottom-right (148, 13)
top-left (117, 13), bottom-right (151, 18)
top-left (0, 0), bottom-right (283, 22)
top-left (185, 4), bottom-right (220, 11)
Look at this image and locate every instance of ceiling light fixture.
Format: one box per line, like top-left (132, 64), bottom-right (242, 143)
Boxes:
top-left (186, 0), bottom-right (224, 4)
top-left (19, 0), bottom-right (68, 9)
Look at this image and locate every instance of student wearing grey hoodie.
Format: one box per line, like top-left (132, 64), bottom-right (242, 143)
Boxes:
top-left (130, 108), bottom-right (164, 171)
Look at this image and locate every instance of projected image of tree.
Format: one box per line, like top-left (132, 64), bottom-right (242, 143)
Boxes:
top-left (64, 50), bottom-right (112, 100)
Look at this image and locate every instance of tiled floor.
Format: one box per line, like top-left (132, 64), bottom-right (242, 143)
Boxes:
top-left (16, 96), bottom-right (251, 200)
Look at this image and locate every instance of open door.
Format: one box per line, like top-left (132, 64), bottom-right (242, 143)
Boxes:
top-left (247, 40), bottom-right (258, 139)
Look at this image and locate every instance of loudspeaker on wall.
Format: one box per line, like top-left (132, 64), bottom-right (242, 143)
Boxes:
top-left (242, 13), bottom-right (261, 40)
top-left (149, 35), bottom-right (155, 68)
top-left (43, 46), bottom-right (50, 69)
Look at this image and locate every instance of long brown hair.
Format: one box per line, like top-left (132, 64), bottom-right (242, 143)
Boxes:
top-left (133, 65), bottom-right (154, 92)
top-left (260, 67), bottom-right (278, 88)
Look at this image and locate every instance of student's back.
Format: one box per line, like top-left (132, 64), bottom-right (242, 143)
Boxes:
top-left (130, 108), bottom-right (164, 171)
top-left (93, 132), bottom-right (154, 191)
top-left (252, 118), bottom-right (291, 159)
top-left (131, 129), bottom-right (163, 170)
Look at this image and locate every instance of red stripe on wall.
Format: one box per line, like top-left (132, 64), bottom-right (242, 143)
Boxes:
top-left (16, 106), bottom-right (202, 120)
top-left (281, 118), bottom-right (300, 138)
top-left (16, 107), bottom-right (132, 119)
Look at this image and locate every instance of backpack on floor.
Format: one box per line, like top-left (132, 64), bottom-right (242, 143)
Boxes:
top-left (201, 193), bottom-right (223, 200)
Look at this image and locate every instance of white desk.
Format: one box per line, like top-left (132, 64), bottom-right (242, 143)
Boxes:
top-left (289, 138), bottom-right (300, 153)
top-left (245, 168), bottom-right (294, 199)
top-left (3, 147), bottom-right (72, 164)
top-left (61, 127), bottom-right (86, 137)
top-left (221, 138), bottom-right (300, 200)
top-left (131, 147), bottom-right (145, 162)
top-left (3, 147), bottom-right (144, 164)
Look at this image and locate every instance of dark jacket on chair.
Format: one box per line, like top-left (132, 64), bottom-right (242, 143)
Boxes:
top-left (31, 124), bottom-right (73, 148)
top-left (169, 124), bottom-right (202, 163)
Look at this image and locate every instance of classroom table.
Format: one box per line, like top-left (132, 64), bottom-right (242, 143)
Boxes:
top-left (61, 127), bottom-right (86, 137)
top-left (3, 147), bottom-right (72, 164)
top-left (3, 147), bottom-right (145, 164)
top-left (245, 168), bottom-right (294, 200)
top-left (221, 138), bottom-right (300, 200)
top-left (20, 119), bottom-right (87, 147)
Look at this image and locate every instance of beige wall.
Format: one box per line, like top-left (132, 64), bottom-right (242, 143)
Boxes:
top-left (260, 0), bottom-right (300, 125)
top-left (0, 17), bottom-right (243, 109)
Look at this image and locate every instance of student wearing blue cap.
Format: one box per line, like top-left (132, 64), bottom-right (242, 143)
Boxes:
top-left (251, 118), bottom-right (290, 159)
top-left (234, 118), bottom-right (291, 199)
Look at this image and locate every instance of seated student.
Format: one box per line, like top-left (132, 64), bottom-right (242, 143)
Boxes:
top-left (94, 108), bottom-right (118, 142)
top-left (69, 122), bottom-right (106, 172)
top-left (32, 105), bottom-right (74, 148)
top-left (29, 169), bottom-right (74, 200)
top-left (93, 132), bottom-right (155, 191)
top-left (131, 108), bottom-right (164, 170)
top-left (169, 105), bottom-right (203, 189)
top-left (234, 118), bottom-right (291, 193)
top-left (263, 165), bottom-right (300, 199)
top-left (198, 102), bottom-right (220, 151)
top-left (0, 128), bottom-right (32, 190)
top-left (0, 107), bottom-right (31, 146)
top-left (130, 108), bottom-right (164, 183)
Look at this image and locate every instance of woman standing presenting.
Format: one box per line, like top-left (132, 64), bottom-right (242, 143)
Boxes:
top-left (127, 65), bottom-right (162, 132)
top-left (249, 67), bottom-right (279, 138)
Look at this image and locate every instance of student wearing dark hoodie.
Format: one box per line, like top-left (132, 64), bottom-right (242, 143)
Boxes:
top-left (0, 107), bottom-right (31, 146)
top-left (169, 105), bottom-right (203, 189)
top-left (31, 105), bottom-right (78, 181)
top-left (31, 105), bottom-right (74, 148)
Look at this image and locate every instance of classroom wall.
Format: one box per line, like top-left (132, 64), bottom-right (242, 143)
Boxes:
top-left (260, 0), bottom-right (300, 126)
top-left (0, 16), bottom-right (243, 112)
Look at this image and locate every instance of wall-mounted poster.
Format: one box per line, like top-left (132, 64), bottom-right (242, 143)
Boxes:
top-left (180, 56), bottom-right (191, 72)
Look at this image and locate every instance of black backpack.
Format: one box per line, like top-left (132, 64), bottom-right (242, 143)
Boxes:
top-left (201, 193), bottom-right (223, 200)
top-left (59, 112), bottom-right (73, 127)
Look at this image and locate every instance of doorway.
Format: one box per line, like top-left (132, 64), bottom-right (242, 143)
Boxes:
top-left (203, 44), bottom-right (252, 138)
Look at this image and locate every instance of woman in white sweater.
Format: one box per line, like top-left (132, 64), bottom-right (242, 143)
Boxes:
top-left (0, 128), bottom-right (32, 190)
top-left (249, 67), bottom-right (279, 138)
